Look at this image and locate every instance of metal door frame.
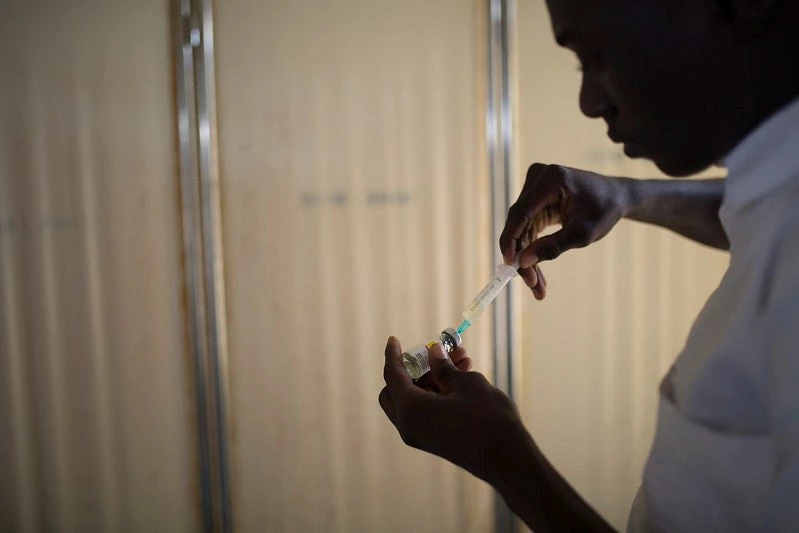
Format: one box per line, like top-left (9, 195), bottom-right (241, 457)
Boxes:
top-left (486, 1), bottom-right (520, 532)
top-left (172, 1), bottom-right (232, 531)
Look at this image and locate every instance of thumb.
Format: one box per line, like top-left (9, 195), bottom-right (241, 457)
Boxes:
top-left (428, 343), bottom-right (462, 392)
top-left (520, 224), bottom-right (591, 266)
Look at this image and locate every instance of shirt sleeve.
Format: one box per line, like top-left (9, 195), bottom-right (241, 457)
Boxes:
top-left (765, 257), bottom-right (799, 531)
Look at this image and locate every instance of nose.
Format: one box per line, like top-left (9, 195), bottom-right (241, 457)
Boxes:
top-left (579, 73), bottom-right (616, 120)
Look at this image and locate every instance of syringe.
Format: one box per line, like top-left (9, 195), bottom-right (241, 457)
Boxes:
top-left (456, 259), bottom-right (520, 335)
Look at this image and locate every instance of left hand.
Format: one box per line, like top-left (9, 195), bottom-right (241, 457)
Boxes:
top-left (378, 337), bottom-right (530, 484)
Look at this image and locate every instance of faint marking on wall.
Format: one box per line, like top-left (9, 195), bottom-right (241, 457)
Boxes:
top-left (0, 215), bottom-right (82, 236)
top-left (365, 191), bottom-right (412, 206)
top-left (0, 217), bottom-right (15, 235)
top-left (300, 191), bottom-right (349, 208)
top-left (298, 190), bottom-right (413, 208)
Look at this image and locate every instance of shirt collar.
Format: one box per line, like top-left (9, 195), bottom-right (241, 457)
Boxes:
top-left (722, 97), bottom-right (799, 215)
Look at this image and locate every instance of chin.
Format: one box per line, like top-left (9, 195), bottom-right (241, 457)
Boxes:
top-left (623, 141), bottom-right (713, 177)
top-left (648, 150), bottom-right (714, 178)
top-left (653, 160), bottom-right (700, 177)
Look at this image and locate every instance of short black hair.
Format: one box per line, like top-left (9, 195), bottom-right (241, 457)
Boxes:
top-left (716, 0), bottom-right (733, 18)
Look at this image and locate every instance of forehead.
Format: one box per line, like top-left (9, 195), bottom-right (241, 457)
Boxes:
top-left (544, 0), bottom-right (642, 45)
top-left (545, 0), bottom-right (606, 43)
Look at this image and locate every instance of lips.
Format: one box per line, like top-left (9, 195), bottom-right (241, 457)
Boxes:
top-left (607, 127), bottom-right (645, 157)
top-left (623, 143), bottom-right (643, 157)
top-left (607, 127), bottom-right (623, 143)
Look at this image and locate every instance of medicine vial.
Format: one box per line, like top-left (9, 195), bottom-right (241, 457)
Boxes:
top-left (401, 327), bottom-right (463, 380)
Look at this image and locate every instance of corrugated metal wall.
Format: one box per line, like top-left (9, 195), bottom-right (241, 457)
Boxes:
top-left (0, 2), bottom-right (199, 532)
top-left (213, 1), bottom-right (496, 531)
top-left (513, 2), bottom-right (730, 530)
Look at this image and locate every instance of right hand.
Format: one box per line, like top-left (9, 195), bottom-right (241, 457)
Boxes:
top-left (500, 164), bottom-right (631, 299)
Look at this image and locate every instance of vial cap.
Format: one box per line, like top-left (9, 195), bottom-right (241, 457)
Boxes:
top-left (441, 327), bottom-right (462, 351)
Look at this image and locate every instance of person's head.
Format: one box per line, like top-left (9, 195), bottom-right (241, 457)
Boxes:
top-left (545, 0), bottom-right (799, 176)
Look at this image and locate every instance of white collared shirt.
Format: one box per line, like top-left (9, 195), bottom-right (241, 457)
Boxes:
top-left (628, 97), bottom-right (799, 532)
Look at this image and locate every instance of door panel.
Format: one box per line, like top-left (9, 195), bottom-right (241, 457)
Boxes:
top-left (214, 1), bottom-right (495, 531)
top-left (0, 2), bottom-right (198, 532)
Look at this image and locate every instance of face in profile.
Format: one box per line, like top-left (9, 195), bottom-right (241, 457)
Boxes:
top-left (544, 0), bottom-right (762, 177)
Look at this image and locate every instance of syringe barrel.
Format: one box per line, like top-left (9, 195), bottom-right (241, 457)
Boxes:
top-left (462, 263), bottom-right (518, 323)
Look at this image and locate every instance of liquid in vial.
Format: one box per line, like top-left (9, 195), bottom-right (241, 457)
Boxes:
top-left (402, 327), bottom-right (462, 380)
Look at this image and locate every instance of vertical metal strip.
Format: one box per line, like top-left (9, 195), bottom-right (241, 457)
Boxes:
top-left (173, 1), bottom-right (211, 530)
top-left (194, 0), bottom-right (233, 531)
top-left (487, 1), bottom-right (518, 532)
top-left (173, 0), bottom-right (232, 531)
top-left (500, 0), bottom-right (517, 407)
top-left (501, 0), bottom-right (519, 407)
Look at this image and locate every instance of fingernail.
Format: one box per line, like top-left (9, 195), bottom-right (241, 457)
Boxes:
top-left (429, 343), bottom-right (448, 360)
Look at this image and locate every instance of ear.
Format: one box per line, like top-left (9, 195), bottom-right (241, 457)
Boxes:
top-left (722, 0), bottom-right (781, 33)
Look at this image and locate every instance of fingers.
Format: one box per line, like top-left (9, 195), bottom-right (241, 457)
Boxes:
top-left (449, 346), bottom-right (469, 366)
top-left (412, 349), bottom-right (472, 393)
top-left (382, 337), bottom-right (472, 401)
top-left (501, 191), bottom-right (557, 265)
top-left (447, 346), bottom-right (472, 371)
top-left (383, 337), bottom-right (413, 398)
top-left (518, 264), bottom-right (547, 300)
top-left (456, 356), bottom-right (473, 372)
top-left (500, 164), bottom-right (566, 264)
top-left (378, 387), bottom-right (397, 425)
top-left (428, 343), bottom-right (462, 393)
top-left (532, 265), bottom-right (547, 300)
top-left (518, 265), bottom-right (538, 289)
top-left (522, 162), bottom-right (548, 189)
top-left (518, 222), bottom-right (592, 266)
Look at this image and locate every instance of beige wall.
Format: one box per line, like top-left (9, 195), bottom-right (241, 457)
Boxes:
top-left (213, 1), bottom-right (496, 531)
top-left (513, 1), bottom-right (730, 529)
top-left (0, 2), bottom-right (198, 532)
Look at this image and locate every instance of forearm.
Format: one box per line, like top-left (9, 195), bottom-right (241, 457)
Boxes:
top-left (491, 430), bottom-right (616, 533)
top-left (621, 178), bottom-right (728, 250)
